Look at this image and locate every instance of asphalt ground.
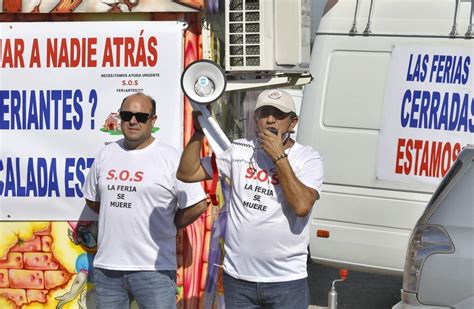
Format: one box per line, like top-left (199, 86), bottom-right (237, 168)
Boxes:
top-left (307, 261), bottom-right (403, 309)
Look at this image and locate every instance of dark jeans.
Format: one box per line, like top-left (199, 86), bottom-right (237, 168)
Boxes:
top-left (223, 272), bottom-right (310, 309)
top-left (94, 267), bottom-right (176, 309)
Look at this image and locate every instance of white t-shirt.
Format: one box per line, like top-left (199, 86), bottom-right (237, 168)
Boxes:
top-left (82, 139), bottom-right (206, 271)
top-left (203, 138), bottom-right (323, 282)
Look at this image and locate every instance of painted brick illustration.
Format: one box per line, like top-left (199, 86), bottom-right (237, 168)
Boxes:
top-left (0, 225), bottom-right (74, 308)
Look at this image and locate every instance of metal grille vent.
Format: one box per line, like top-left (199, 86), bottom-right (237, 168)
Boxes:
top-left (228, 0), bottom-right (261, 67)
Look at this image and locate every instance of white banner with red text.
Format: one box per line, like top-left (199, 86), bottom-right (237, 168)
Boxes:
top-left (0, 21), bottom-right (186, 220)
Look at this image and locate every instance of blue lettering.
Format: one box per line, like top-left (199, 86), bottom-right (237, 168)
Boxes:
top-left (37, 158), bottom-right (48, 196)
top-left (439, 93), bottom-right (449, 130)
top-left (5, 158), bottom-right (16, 196)
top-left (448, 93), bottom-right (461, 131)
top-left (0, 159), bottom-right (3, 193)
top-left (444, 56), bottom-right (453, 83)
top-left (73, 90), bottom-right (83, 130)
top-left (406, 54), bottom-right (429, 82)
top-left (436, 55), bottom-right (446, 83)
top-left (0, 157), bottom-right (60, 197)
top-left (64, 157), bottom-right (94, 197)
top-left (401, 90), bottom-right (411, 127)
top-left (26, 158), bottom-right (38, 196)
top-left (0, 91), bottom-right (9, 129)
top-left (0, 89), bottom-right (87, 130)
top-left (453, 56), bottom-right (463, 84)
top-left (27, 91), bottom-right (39, 129)
top-left (413, 56), bottom-right (422, 81)
top-left (462, 56), bottom-right (470, 85)
top-left (457, 94), bottom-right (469, 132)
top-left (430, 55), bottom-right (439, 82)
top-left (429, 91), bottom-right (441, 129)
top-left (421, 54), bottom-right (429, 82)
top-left (16, 158), bottom-right (26, 196)
top-left (10, 90), bottom-right (22, 129)
top-left (39, 91), bottom-right (51, 129)
top-left (409, 90), bottom-right (421, 128)
top-left (419, 91), bottom-right (431, 128)
top-left (51, 90), bottom-right (61, 130)
top-left (62, 90), bottom-right (73, 130)
top-left (48, 158), bottom-right (59, 197)
top-left (65, 158), bottom-right (75, 197)
top-left (406, 54), bottom-right (414, 81)
top-left (469, 97), bottom-right (474, 132)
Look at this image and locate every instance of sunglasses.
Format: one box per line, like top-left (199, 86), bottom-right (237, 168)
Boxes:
top-left (254, 106), bottom-right (289, 120)
top-left (119, 111), bottom-right (153, 123)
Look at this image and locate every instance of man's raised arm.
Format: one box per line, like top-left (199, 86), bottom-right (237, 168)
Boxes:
top-left (177, 131), bottom-right (212, 183)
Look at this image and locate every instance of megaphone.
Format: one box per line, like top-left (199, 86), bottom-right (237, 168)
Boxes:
top-left (181, 60), bottom-right (231, 155)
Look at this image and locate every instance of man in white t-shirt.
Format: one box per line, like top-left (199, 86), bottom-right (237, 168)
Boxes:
top-left (177, 89), bottom-right (323, 308)
top-left (82, 92), bottom-right (207, 309)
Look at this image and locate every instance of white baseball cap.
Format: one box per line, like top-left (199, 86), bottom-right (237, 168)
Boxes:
top-left (255, 89), bottom-right (296, 114)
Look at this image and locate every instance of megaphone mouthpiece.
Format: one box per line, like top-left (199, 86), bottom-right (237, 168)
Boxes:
top-left (195, 76), bottom-right (215, 97)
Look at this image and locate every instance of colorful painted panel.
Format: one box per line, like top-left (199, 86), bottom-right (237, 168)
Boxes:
top-left (0, 0), bottom-right (203, 13)
top-left (0, 222), bottom-right (97, 308)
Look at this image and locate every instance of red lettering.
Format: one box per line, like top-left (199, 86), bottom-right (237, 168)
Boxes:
top-left (87, 37), bottom-right (97, 67)
top-left (245, 167), bottom-right (279, 185)
top-left (113, 37), bottom-right (124, 66)
top-left (430, 141), bottom-right (443, 177)
top-left (441, 142), bottom-right (452, 176)
top-left (46, 38), bottom-right (58, 67)
top-left (404, 139), bottom-right (413, 175)
top-left (2, 39), bottom-right (13, 67)
top-left (58, 38), bottom-right (69, 67)
top-left (271, 173), bottom-right (280, 185)
top-left (452, 143), bottom-right (461, 161)
top-left (395, 138), bottom-right (405, 174)
top-left (69, 38), bottom-right (81, 67)
top-left (14, 39), bottom-right (25, 68)
top-left (245, 167), bottom-right (255, 179)
top-left (413, 140), bottom-right (424, 174)
top-left (107, 169), bottom-right (116, 180)
top-left (48, 38), bottom-right (98, 68)
top-left (102, 38), bottom-right (114, 67)
top-left (419, 140), bottom-right (430, 176)
top-left (134, 171), bottom-right (144, 182)
top-left (107, 169), bottom-right (144, 181)
top-left (124, 37), bottom-right (135, 67)
top-left (29, 38), bottom-right (41, 67)
top-left (393, 139), bottom-right (462, 179)
top-left (256, 170), bottom-right (268, 182)
top-left (147, 37), bottom-right (158, 66)
top-left (119, 170), bottom-right (130, 181)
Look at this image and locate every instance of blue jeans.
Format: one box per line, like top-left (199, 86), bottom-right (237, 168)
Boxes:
top-left (94, 267), bottom-right (176, 309)
top-left (223, 272), bottom-right (310, 309)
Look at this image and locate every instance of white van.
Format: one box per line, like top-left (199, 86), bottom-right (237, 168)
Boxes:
top-left (298, 0), bottom-right (473, 275)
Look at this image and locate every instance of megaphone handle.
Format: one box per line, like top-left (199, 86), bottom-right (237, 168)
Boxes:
top-left (194, 103), bottom-right (212, 118)
top-left (192, 103), bottom-right (231, 156)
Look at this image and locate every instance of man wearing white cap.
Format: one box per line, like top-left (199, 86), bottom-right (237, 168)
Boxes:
top-left (177, 89), bottom-right (323, 308)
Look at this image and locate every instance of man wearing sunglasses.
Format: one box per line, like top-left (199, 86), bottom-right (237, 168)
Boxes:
top-left (177, 89), bottom-right (324, 308)
top-left (82, 92), bottom-right (207, 308)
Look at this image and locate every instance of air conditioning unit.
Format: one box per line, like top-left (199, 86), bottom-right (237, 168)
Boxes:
top-left (225, 0), bottom-right (311, 73)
